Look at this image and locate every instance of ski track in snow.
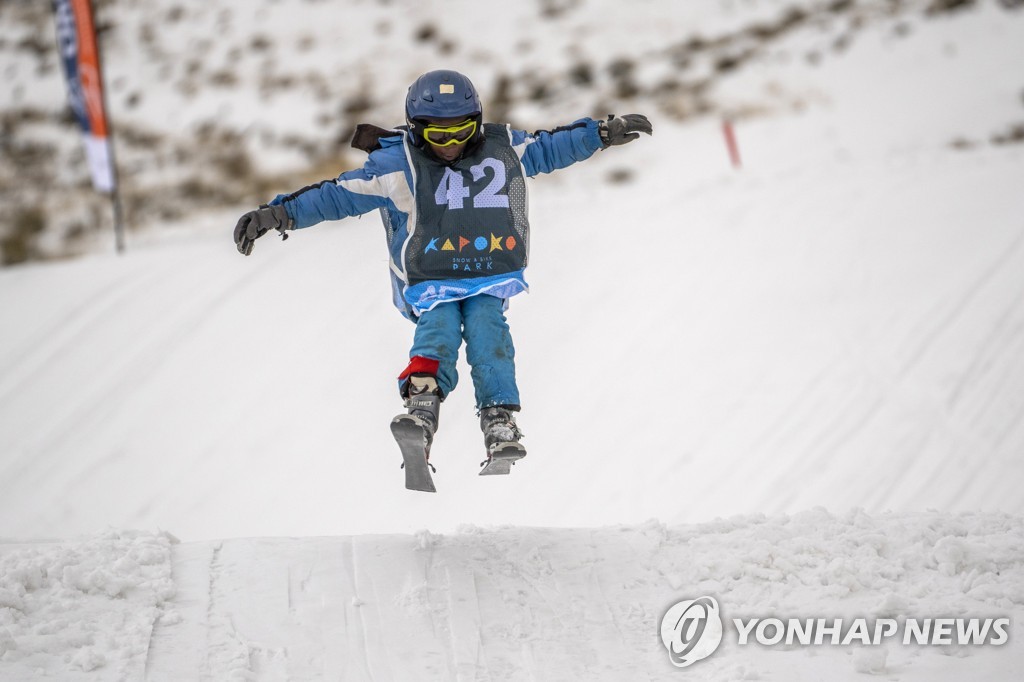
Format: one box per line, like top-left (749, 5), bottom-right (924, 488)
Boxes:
top-left (681, 156), bottom-right (1024, 521)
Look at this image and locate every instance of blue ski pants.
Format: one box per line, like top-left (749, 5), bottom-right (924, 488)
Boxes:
top-left (401, 295), bottom-right (520, 410)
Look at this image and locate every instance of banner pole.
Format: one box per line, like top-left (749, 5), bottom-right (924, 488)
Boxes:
top-left (90, 0), bottom-right (125, 253)
top-left (100, 82), bottom-right (126, 255)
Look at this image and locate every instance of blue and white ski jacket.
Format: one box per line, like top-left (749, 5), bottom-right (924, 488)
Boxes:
top-left (269, 118), bottom-right (605, 320)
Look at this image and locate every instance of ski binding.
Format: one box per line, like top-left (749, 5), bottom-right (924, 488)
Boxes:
top-left (479, 442), bottom-right (526, 476)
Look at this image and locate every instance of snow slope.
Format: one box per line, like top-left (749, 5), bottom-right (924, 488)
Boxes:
top-left (1, 0), bottom-right (1024, 679)
top-left (3, 113), bottom-right (1023, 540)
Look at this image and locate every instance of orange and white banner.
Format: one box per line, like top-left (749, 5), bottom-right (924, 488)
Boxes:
top-left (54, 0), bottom-right (115, 193)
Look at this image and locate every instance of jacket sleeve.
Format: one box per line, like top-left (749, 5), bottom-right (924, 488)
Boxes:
top-left (513, 118), bottom-right (605, 177)
top-left (269, 149), bottom-right (405, 229)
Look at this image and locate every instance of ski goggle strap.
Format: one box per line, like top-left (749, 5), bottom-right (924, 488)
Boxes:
top-left (421, 119), bottom-right (477, 146)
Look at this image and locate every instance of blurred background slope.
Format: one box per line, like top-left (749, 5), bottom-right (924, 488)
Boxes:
top-left (2, 0), bottom-right (1021, 264)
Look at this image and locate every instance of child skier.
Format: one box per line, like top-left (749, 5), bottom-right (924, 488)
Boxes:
top-left (233, 69), bottom-right (651, 492)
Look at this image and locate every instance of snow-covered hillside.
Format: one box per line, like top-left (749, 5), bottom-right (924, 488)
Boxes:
top-left (1, 0), bottom-right (1024, 679)
top-left (4, 0), bottom-right (1023, 259)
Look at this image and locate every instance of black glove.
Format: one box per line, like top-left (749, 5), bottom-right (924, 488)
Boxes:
top-left (599, 114), bottom-right (653, 147)
top-left (233, 204), bottom-right (291, 256)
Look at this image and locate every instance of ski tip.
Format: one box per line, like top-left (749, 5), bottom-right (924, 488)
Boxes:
top-left (402, 460), bottom-right (437, 492)
top-left (406, 480), bottom-right (437, 493)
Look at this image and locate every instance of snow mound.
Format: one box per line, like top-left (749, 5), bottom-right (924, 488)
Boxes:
top-left (0, 530), bottom-right (175, 680)
top-left (3, 512), bottom-right (1021, 680)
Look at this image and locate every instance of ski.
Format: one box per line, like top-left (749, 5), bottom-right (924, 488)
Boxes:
top-left (390, 415), bottom-right (436, 493)
top-left (479, 442), bottom-right (526, 476)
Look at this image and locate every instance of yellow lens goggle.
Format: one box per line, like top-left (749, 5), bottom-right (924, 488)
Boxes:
top-left (422, 119), bottom-right (477, 146)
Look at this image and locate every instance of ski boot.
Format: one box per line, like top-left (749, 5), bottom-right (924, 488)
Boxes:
top-left (391, 375), bottom-right (441, 492)
top-left (478, 406), bottom-right (526, 476)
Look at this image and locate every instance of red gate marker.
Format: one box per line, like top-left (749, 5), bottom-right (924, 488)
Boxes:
top-left (722, 118), bottom-right (742, 169)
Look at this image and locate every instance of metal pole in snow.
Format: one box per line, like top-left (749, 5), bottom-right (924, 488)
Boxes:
top-left (91, 0), bottom-right (126, 253)
top-left (97, 48), bottom-right (126, 254)
top-left (722, 118), bottom-right (742, 169)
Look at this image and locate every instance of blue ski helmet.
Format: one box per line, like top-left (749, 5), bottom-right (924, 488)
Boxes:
top-left (405, 70), bottom-right (483, 146)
